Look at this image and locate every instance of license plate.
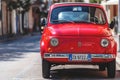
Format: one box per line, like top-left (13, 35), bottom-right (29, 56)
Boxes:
top-left (69, 54), bottom-right (91, 61)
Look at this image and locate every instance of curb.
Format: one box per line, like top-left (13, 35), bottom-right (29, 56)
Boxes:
top-left (116, 57), bottom-right (120, 68)
top-left (0, 34), bottom-right (31, 43)
top-left (116, 52), bottom-right (120, 67)
top-left (0, 36), bottom-right (21, 43)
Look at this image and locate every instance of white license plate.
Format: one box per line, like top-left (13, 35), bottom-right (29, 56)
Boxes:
top-left (69, 54), bottom-right (91, 61)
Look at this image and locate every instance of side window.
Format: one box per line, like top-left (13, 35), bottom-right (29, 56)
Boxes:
top-left (95, 8), bottom-right (106, 24)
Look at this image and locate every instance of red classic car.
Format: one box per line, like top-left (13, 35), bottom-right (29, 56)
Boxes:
top-left (40, 2), bottom-right (117, 78)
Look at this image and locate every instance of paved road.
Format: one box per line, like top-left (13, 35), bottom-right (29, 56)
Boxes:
top-left (0, 34), bottom-right (120, 80)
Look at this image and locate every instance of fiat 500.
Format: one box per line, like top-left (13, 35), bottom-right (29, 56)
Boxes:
top-left (40, 3), bottom-right (117, 78)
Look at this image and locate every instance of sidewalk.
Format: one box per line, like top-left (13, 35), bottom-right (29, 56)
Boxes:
top-left (116, 52), bottom-right (120, 66)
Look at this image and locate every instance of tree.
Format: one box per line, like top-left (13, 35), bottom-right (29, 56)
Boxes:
top-left (23, 0), bottom-right (31, 12)
top-left (90, 0), bottom-right (101, 3)
top-left (18, 0), bottom-right (31, 12)
top-left (7, 0), bottom-right (18, 11)
top-left (7, 0), bottom-right (31, 12)
top-left (77, 0), bottom-right (84, 2)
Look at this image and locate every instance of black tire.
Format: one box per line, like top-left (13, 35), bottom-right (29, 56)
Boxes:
top-left (42, 59), bottom-right (51, 78)
top-left (99, 64), bottom-right (106, 71)
top-left (107, 59), bottom-right (116, 78)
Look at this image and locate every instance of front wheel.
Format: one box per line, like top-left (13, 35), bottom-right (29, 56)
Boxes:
top-left (107, 59), bottom-right (116, 78)
top-left (99, 64), bottom-right (106, 71)
top-left (42, 59), bottom-right (51, 78)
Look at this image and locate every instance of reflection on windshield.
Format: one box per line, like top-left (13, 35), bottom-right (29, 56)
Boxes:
top-left (51, 6), bottom-right (106, 24)
top-left (58, 12), bottom-right (89, 22)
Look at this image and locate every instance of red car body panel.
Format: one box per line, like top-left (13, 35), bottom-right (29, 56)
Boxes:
top-left (40, 3), bottom-right (117, 64)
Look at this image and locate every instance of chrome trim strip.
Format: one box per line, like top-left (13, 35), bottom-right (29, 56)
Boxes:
top-left (44, 53), bottom-right (115, 59)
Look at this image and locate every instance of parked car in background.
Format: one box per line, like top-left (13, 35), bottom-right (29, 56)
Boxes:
top-left (40, 2), bottom-right (117, 78)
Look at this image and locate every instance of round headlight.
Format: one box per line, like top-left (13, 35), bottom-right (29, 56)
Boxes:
top-left (101, 39), bottom-right (109, 47)
top-left (50, 38), bottom-right (59, 47)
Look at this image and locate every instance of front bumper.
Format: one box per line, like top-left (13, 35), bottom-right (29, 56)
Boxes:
top-left (43, 53), bottom-right (116, 64)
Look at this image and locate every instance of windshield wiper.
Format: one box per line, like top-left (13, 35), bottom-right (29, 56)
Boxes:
top-left (52, 20), bottom-right (74, 23)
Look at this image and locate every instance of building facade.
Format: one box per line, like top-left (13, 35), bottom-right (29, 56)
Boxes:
top-left (101, 0), bottom-right (118, 23)
top-left (0, 0), bottom-right (44, 40)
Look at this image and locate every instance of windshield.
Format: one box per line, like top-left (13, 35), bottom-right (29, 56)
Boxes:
top-left (51, 6), bottom-right (106, 24)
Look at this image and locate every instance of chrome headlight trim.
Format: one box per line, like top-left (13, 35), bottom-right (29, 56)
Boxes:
top-left (50, 38), bottom-right (59, 47)
top-left (101, 39), bottom-right (109, 47)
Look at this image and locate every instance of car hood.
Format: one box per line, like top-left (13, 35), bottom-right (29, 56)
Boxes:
top-left (47, 23), bottom-right (111, 36)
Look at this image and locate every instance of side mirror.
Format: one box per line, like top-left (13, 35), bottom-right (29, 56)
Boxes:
top-left (41, 18), bottom-right (47, 34)
top-left (41, 18), bottom-right (47, 26)
top-left (109, 20), bottom-right (115, 29)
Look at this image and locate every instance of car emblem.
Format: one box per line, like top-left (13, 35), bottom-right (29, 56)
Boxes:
top-left (78, 42), bottom-right (82, 47)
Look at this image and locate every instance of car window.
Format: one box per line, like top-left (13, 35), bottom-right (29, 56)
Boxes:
top-left (94, 8), bottom-right (106, 24)
top-left (58, 11), bottom-right (89, 21)
top-left (51, 6), bottom-right (106, 24)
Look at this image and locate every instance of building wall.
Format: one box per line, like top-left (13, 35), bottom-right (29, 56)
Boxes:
top-left (113, 5), bottom-right (118, 17)
top-left (0, 0), bottom-right (2, 36)
top-left (110, 5), bottom-right (114, 21)
top-left (101, 0), bottom-right (118, 22)
top-left (2, 1), bottom-right (7, 35)
top-left (0, 20), bottom-right (1, 36)
top-left (109, 5), bottom-right (118, 22)
top-left (11, 10), bottom-right (17, 34)
top-left (28, 6), bottom-right (33, 32)
top-left (84, 0), bottom-right (89, 3)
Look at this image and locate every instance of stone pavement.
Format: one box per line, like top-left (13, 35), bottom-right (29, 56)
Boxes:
top-left (0, 34), bottom-right (24, 42)
top-left (0, 32), bottom-right (41, 42)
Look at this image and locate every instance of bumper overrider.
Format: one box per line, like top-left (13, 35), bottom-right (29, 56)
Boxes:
top-left (44, 53), bottom-right (116, 63)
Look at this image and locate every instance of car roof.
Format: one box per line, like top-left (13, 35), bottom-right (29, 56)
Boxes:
top-left (51, 2), bottom-right (103, 9)
top-left (54, 2), bottom-right (100, 6)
